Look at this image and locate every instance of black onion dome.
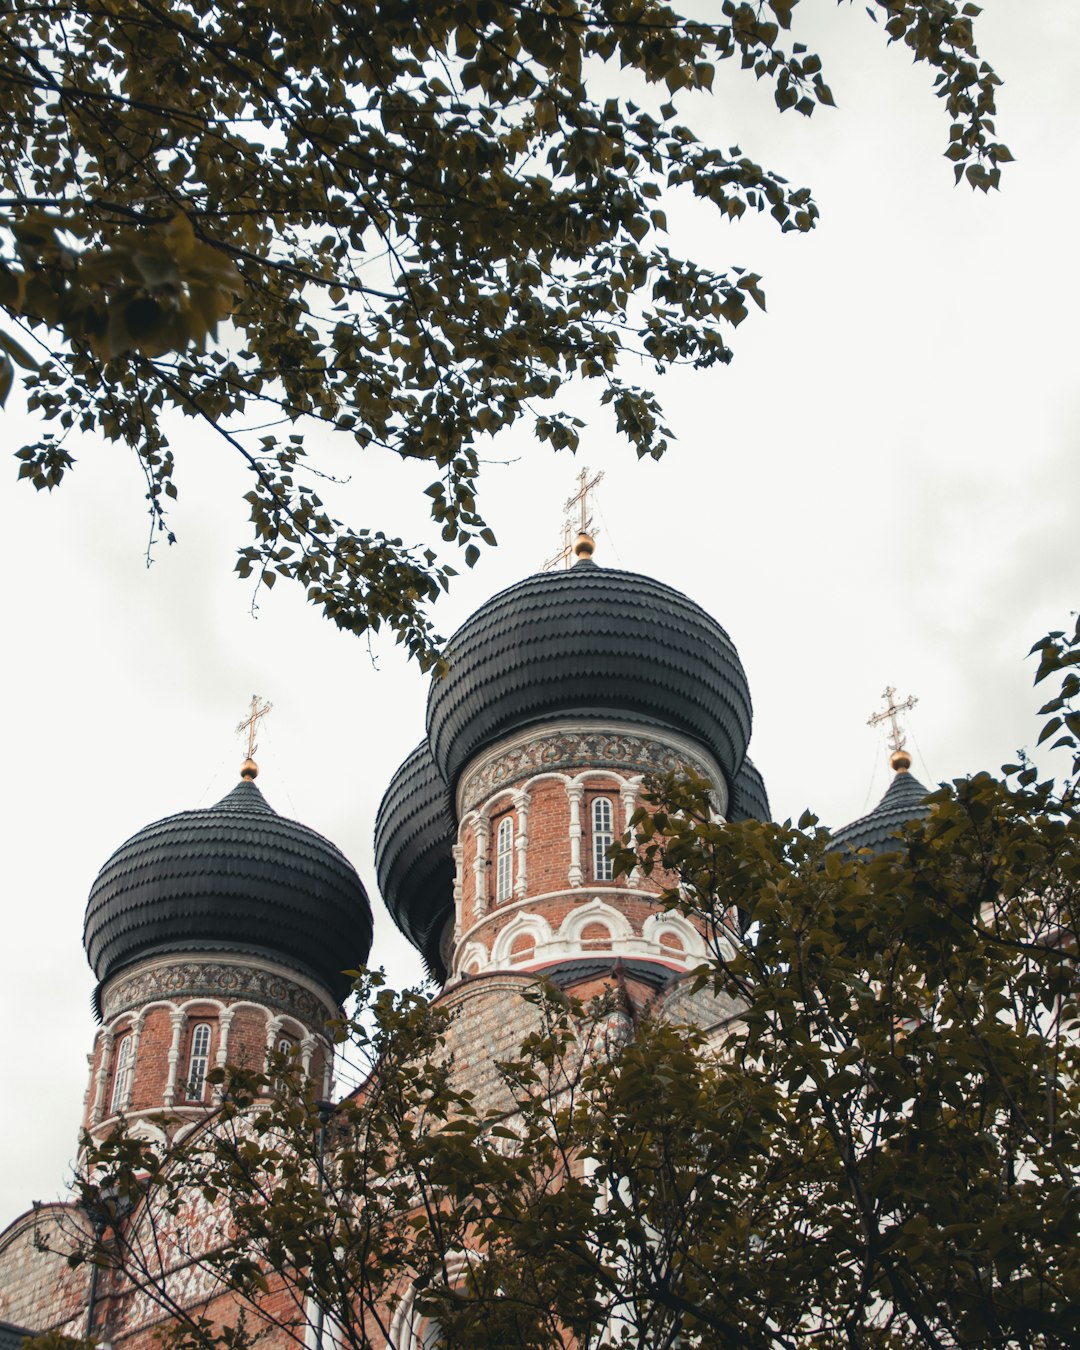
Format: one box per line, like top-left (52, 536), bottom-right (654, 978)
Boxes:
top-left (84, 779), bottom-right (373, 1004)
top-left (829, 771), bottom-right (932, 855)
top-left (729, 756), bottom-right (770, 822)
top-left (373, 742), bottom-right (456, 976)
top-left (426, 561), bottom-right (753, 795)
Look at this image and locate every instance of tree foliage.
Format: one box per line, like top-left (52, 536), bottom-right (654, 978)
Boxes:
top-left (46, 628), bottom-right (1080, 1349)
top-left (0, 0), bottom-right (1008, 664)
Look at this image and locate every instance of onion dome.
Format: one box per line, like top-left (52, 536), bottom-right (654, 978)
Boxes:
top-left (84, 779), bottom-right (373, 1006)
top-left (373, 742), bottom-right (456, 976)
top-left (729, 756), bottom-right (770, 822)
top-left (426, 560), bottom-right (752, 794)
top-left (829, 752), bottom-right (931, 855)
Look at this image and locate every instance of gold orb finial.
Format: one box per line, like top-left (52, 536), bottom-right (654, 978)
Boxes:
top-left (890, 748), bottom-right (912, 774)
top-left (574, 530), bottom-right (595, 562)
top-left (240, 757), bottom-right (259, 781)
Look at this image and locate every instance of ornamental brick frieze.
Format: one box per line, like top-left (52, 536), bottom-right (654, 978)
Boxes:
top-left (460, 728), bottom-right (715, 814)
top-left (101, 958), bottom-right (331, 1026)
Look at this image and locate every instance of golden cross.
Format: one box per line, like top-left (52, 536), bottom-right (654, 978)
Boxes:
top-left (867, 686), bottom-right (918, 753)
top-left (542, 466), bottom-right (604, 570)
top-left (236, 694), bottom-right (272, 761)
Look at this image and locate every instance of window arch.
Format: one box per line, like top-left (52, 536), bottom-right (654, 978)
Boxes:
top-left (592, 796), bottom-right (614, 881)
top-left (110, 1033), bottom-right (134, 1114)
top-left (495, 815), bottom-right (514, 903)
top-left (186, 1022), bottom-right (212, 1101)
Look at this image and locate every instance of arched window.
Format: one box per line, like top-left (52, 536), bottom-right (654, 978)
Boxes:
top-left (495, 815), bottom-right (514, 903)
top-left (592, 796), bottom-right (614, 881)
top-left (110, 1033), bottom-right (134, 1114)
top-left (186, 1022), bottom-right (212, 1101)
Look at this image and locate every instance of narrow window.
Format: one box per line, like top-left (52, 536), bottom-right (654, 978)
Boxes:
top-left (186, 1022), bottom-right (212, 1101)
top-left (592, 796), bottom-right (614, 881)
top-left (495, 815), bottom-right (514, 903)
top-left (110, 1034), bottom-right (133, 1114)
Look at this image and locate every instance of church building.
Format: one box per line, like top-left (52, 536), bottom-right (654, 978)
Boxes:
top-left (0, 529), bottom-right (929, 1346)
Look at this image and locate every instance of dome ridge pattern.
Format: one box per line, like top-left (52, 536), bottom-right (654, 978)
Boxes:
top-left (829, 770), bottom-right (932, 855)
top-left (84, 779), bottom-right (373, 1005)
top-left (426, 562), bottom-right (753, 792)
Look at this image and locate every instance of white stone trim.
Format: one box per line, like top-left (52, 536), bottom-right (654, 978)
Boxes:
top-left (386, 1250), bottom-right (473, 1350)
top-left (641, 911), bottom-right (710, 959)
top-left (513, 788), bottom-right (530, 899)
top-left (456, 719), bottom-right (728, 817)
top-left (450, 894), bottom-right (711, 980)
top-left (455, 885), bottom-right (656, 953)
top-left (489, 912), bottom-right (554, 966)
top-left (566, 780), bottom-right (584, 886)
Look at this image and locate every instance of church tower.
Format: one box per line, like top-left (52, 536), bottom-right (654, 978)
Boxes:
top-left (80, 763), bottom-right (373, 1146)
top-left (374, 535), bottom-right (770, 1023)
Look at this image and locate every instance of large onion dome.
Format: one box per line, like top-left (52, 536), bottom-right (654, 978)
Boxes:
top-left (829, 753), bottom-right (931, 855)
top-left (426, 559), bottom-right (753, 795)
top-left (373, 742), bottom-right (455, 972)
top-left (84, 779), bottom-right (373, 1005)
top-left (729, 756), bottom-right (770, 823)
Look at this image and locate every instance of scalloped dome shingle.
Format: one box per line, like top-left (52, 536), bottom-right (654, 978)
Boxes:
top-left (729, 756), bottom-right (770, 823)
top-left (426, 561), bottom-right (753, 792)
top-left (84, 779), bottom-right (373, 1004)
top-left (829, 771), bottom-right (931, 855)
top-left (373, 741), bottom-right (455, 963)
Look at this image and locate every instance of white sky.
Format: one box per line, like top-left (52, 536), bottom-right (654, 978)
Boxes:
top-left (1, 1), bottom-right (1078, 1226)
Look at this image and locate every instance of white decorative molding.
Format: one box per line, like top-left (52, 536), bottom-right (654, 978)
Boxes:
top-left (559, 897), bottom-right (633, 946)
top-left (452, 894), bottom-right (713, 980)
top-left (163, 1009), bottom-right (186, 1108)
top-left (90, 1027), bottom-right (114, 1125)
top-left (457, 720), bottom-right (727, 817)
top-left (386, 1250), bottom-right (474, 1350)
top-left (641, 912), bottom-right (709, 959)
top-left (470, 813), bottom-right (489, 917)
top-left (455, 940), bottom-right (489, 977)
top-left (101, 953), bottom-right (337, 1024)
top-left (513, 788), bottom-right (530, 899)
top-left (566, 781), bottom-right (584, 887)
top-left (489, 913), bottom-right (554, 967)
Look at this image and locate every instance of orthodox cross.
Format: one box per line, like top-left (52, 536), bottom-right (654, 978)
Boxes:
top-left (867, 685), bottom-right (918, 752)
top-left (542, 466), bottom-right (604, 570)
top-left (236, 694), bottom-right (272, 762)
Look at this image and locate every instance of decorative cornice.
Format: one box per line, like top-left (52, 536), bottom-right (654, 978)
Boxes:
top-left (458, 721), bottom-right (724, 816)
top-left (101, 954), bottom-right (337, 1025)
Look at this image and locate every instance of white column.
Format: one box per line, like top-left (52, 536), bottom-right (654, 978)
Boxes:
top-left (265, 1014), bottom-right (283, 1054)
top-left (620, 781), bottom-right (638, 832)
top-left (622, 780), bottom-right (641, 885)
top-left (472, 816), bottom-right (490, 917)
top-left (163, 1009), bottom-right (185, 1107)
top-left (263, 1014), bottom-right (283, 1093)
top-left (90, 1028), bottom-right (114, 1124)
top-left (212, 1007), bottom-right (235, 1102)
top-left (513, 789), bottom-right (530, 899)
top-left (123, 1014), bottom-right (145, 1112)
top-left (567, 783), bottom-right (584, 887)
top-left (452, 841), bottom-right (464, 934)
top-left (300, 1035), bottom-right (316, 1078)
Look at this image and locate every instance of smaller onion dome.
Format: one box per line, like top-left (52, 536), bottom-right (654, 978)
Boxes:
top-left (426, 561), bottom-right (752, 795)
top-left (84, 779), bottom-right (373, 1006)
top-left (373, 742), bottom-right (456, 977)
top-left (729, 756), bottom-right (770, 822)
top-left (829, 760), bottom-right (931, 855)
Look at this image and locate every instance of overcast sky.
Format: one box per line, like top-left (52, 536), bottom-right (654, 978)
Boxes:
top-left (2, 1), bottom-right (1078, 1226)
